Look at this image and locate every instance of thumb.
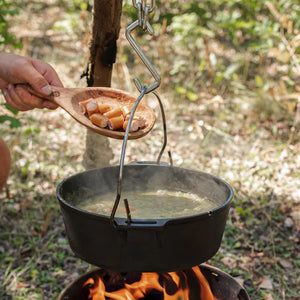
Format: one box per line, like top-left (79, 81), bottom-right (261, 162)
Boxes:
top-left (23, 64), bottom-right (52, 96)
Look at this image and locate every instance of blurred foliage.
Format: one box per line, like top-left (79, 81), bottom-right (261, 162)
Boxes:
top-left (53, 0), bottom-right (92, 37)
top-left (122, 0), bottom-right (300, 124)
top-left (0, 103), bottom-right (21, 128)
top-left (58, 0), bottom-right (92, 12)
top-left (0, 0), bottom-right (22, 49)
top-left (0, 0), bottom-right (22, 128)
top-left (1, 0), bottom-right (299, 126)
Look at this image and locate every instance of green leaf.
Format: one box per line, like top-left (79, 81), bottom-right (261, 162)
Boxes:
top-left (255, 75), bottom-right (263, 88)
top-left (6, 9), bottom-right (19, 16)
top-left (234, 20), bottom-right (255, 29)
top-left (80, 3), bottom-right (88, 10)
top-left (236, 206), bottom-right (246, 217)
top-left (284, 78), bottom-right (295, 86)
top-left (0, 115), bottom-right (21, 128)
top-left (187, 91), bottom-right (198, 101)
top-left (214, 73), bottom-right (224, 84)
top-left (5, 256), bottom-right (15, 262)
top-left (233, 241), bottom-right (241, 249)
top-left (175, 86), bottom-right (187, 95)
top-left (198, 26), bottom-right (215, 38)
top-left (198, 59), bottom-right (206, 72)
top-left (3, 103), bottom-right (19, 115)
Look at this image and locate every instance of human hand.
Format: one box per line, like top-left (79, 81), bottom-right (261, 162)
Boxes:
top-left (0, 53), bottom-right (63, 111)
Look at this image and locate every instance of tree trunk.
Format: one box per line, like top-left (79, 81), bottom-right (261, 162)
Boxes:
top-left (83, 0), bottom-right (123, 170)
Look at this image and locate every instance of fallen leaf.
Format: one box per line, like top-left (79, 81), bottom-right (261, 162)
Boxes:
top-left (264, 293), bottom-right (275, 300)
top-left (259, 276), bottom-right (273, 290)
top-left (16, 282), bottom-right (26, 288)
top-left (282, 101), bottom-right (297, 113)
top-left (221, 256), bottom-right (237, 268)
top-left (284, 217), bottom-right (294, 228)
top-left (278, 257), bottom-right (293, 269)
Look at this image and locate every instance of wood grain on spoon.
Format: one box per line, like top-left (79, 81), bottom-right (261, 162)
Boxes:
top-left (16, 84), bottom-right (155, 140)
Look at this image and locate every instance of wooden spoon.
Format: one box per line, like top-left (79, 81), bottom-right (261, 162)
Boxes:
top-left (17, 84), bottom-right (156, 140)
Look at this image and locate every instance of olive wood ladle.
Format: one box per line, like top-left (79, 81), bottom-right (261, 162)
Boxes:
top-left (16, 84), bottom-right (156, 140)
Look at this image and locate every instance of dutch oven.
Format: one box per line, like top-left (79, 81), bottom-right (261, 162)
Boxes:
top-left (56, 163), bottom-right (233, 272)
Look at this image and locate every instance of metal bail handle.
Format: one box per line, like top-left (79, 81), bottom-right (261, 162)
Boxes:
top-left (110, 0), bottom-right (170, 226)
top-left (110, 86), bottom-right (147, 224)
top-left (109, 88), bottom-right (169, 226)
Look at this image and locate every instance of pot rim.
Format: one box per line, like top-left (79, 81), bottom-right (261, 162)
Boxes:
top-left (56, 164), bottom-right (233, 226)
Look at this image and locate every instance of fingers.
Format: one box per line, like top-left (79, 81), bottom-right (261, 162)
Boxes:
top-left (14, 85), bottom-right (59, 109)
top-left (19, 62), bottom-right (52, 96)
top-left (3, 86), bottom-right (33, 111)
top-left (2, 85), bottom-right (58, 111)
top-left (31, 58), bottom-right (64, 88)
top-left (40, 100), bottom-right (58, 110)
top-left (13, 85), bottom-right (44, 109)
top-left (18, 58), bottom-right (63, 97)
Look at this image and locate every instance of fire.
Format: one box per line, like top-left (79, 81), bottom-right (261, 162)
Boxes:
top-left (83, 266), bottom-right (218, 300)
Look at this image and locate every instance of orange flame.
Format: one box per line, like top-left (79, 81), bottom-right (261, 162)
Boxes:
top-left (83, 266), bottom-right (218, 300)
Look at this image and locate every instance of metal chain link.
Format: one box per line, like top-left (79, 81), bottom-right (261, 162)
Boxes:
top-left (133, 0), bottom-right (155, 13)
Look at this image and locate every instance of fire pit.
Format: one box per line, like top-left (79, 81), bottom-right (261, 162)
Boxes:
top-left (57, 264), bottom-right (249, 300)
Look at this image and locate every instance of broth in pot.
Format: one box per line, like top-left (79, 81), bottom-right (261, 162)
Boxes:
top-left (75, 189), bottom-right (218, 219)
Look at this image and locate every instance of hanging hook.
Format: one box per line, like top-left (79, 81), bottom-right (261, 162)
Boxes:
top-left (125, 20), bottom-right (160, 94)
top-left (126, 0), bottom-right (160, 94)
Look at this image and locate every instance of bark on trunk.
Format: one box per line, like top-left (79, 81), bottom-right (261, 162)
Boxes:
top-left (83, 0), bottom-right (123, 170)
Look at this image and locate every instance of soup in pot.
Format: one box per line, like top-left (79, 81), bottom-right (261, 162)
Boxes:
top-left (75, 189), bottom-right (218, 219)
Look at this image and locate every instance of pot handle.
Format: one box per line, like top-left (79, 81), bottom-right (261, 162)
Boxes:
top-left (113, 217), bottom-right (169, 229)
top-left (110, 88), bottom-right (169, 226)
top-left (128, 161), bottom-right (169, 166)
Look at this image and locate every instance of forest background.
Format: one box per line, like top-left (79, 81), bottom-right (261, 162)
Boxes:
top-left (0, 0), bottom-right (299, 299)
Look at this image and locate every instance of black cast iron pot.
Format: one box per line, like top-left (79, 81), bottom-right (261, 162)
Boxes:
top-left (56, 163), bottom-right (233, 272)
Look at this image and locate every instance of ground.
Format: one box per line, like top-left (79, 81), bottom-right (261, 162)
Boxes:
top-left (0, 1), bottom-right (299, 299)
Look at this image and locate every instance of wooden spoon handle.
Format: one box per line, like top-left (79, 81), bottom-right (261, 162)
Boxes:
top-left (15, 83), bottom-right (60, 102)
